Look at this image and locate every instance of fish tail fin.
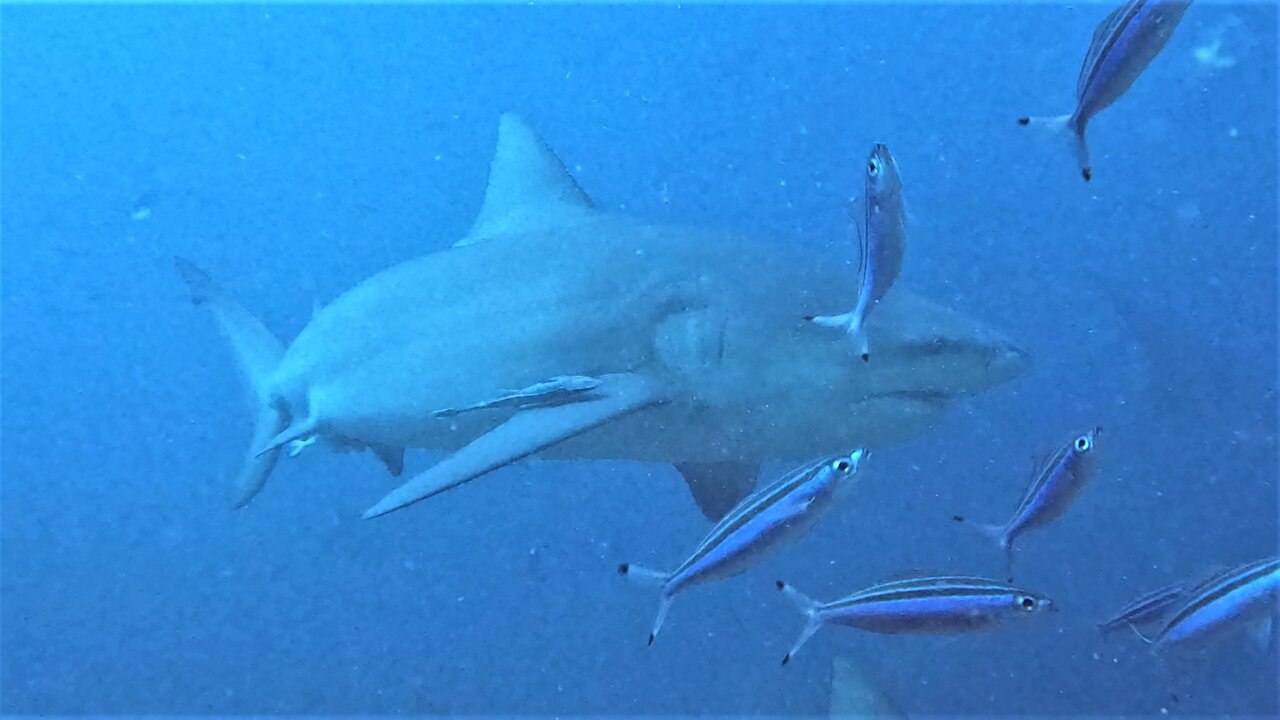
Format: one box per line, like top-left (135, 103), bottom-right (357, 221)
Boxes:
top-left (175, 257), bottom-right (289, 508)
top-left (851, 326), bottom-right (871, 363)
top-left (1017, 113), bottom-right (1092, 182)
top-left (618, 563), bottom-right (674, 646)
top-left (776, 580), bottom-right (823, 666)
top-left (802, 313), bottom-right (871, 362)
top-left (951, 515), bottom-right (1014, 578)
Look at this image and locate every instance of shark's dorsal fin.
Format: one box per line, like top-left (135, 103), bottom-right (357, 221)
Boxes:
top-left (456, 113), bottom-right (596, 247)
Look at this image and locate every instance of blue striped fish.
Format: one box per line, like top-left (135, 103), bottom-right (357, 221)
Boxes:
top-left (805, 143), bottom-right (906, 362)
top-left (619, 449), bottom-right (868, 645)
top-left (1148, 556), bottom-right (1279, 650)
top-left (955, 427), bottom-right (1101, 577)
top-left (1098, 581), bottom-right (1187, 635)
top-left (775, 575), bottom-right (1054, 665)
top-left (1018, 0), bottom-right (1193, 181)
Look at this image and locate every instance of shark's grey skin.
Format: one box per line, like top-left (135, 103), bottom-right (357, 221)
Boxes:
top-left (179, 114), bottom-right (1030, 519)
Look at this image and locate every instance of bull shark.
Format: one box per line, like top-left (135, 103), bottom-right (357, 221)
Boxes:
top-left (178, 113), bottom-right (1031, 522)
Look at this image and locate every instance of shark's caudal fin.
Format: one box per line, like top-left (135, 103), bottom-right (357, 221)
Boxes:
top-left (362, 372), bottom-right (666, 519)
top-left (1017, 113), bottom-right (1092, 182)
top-left (175, 257), bottom-right (288, 508)
top-left (674, 461), bottom-right (758, 522)
top-left (453, 113), bottom-right (597, 248)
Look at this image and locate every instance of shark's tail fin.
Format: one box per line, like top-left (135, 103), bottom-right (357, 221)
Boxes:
top-left (175, 257), bottom-right (289, 508)
top-left (1017, 113), bottom-right (1092, 182)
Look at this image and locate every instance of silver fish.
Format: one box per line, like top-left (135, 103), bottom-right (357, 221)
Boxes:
top-left (1148, 555), bottom-right (1280, 650)
top-left (956, 427), bottom-right (1102, 577)
top-left (776, 575), bottom-right (1054, 664)
top-left (1098, 581), bottom-right (1187, 635)
top-left (432, 375), bottom-right (602, 418)
top-left (619, 449), bottom-right (868, 645)
top-left (806, 143), bottom-right (906, 361)
top-left (1018, 0), bottom-right (1193, 181)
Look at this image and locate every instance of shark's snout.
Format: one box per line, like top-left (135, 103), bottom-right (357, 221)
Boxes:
top-left (987, 340), bottom-right (1032, 386)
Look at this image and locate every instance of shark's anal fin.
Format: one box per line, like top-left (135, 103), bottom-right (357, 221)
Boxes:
top-left (362, 372), bottom-right (666, 518)
top-left (371, 443), bottom-right (405, 477)
top-left (674, 461), bottom-right (759, 522)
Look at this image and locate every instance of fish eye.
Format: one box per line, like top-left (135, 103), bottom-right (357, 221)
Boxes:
top-left (833, 458), bottom-right (852, 474)
top-left (1016, 595), bottom-right (1037, 611)
top-left (868, 158), bottom-right (880, 176)
top-left (1074, 435), bottom-right (1092, 453)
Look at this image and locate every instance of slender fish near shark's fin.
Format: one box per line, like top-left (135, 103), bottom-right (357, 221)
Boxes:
top-left (432, 375), bottom-right (602, 418)
top-left (620, 451), bottom-right (868, 646)
top-left (363, 372), bottom-right (667, 518)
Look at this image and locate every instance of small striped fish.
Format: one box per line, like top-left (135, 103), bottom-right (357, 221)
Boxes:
top-left (1098, 581), bottom-right (1187, 635)
top-left (1018, 0), bottom-right (1193, 181)
top-left (805, 143), bottom-right (907, 362)
top-left (775, 575), bottom-right (1054, 665)
top-left (619, 449), bottom-right (868, 645)
top-left (1148, 555), bottom-right (1280, 650)
top-left (956, 427), bottom-right (1101, 578)
top-left (432, 375), bottom-right (602, 418)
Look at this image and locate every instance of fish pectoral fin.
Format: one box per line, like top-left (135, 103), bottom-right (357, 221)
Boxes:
top-left (371, 444), bottom-right (405, 477)
top-left (673, 461), bottom-right (760, 522)
top-left (362, 372), bottom-right (666, 519)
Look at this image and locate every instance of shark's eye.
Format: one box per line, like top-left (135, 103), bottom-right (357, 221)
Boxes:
top-left (1074, 435), bottom-right (1092, 453)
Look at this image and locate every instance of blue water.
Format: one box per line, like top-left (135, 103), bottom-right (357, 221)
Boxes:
top-left (2, 3), bottom-right (1276, 716)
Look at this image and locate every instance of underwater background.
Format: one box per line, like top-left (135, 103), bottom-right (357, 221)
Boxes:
top-left (2, 3), bottom-right (1277, 716)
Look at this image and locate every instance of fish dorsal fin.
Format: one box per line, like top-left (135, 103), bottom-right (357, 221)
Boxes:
top-left (457, 113), bottom-right (597, 247)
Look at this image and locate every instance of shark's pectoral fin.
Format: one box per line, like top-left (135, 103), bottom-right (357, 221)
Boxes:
top-left (362, 372), bottom-right (666, 518)
top-left (674, 461), bottom-right (759, 522)
top-left (371, 443), bottom-right (405, 477)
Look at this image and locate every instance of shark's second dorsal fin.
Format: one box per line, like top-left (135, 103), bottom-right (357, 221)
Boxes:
top-left (456, 113), bottom-right (596, 247)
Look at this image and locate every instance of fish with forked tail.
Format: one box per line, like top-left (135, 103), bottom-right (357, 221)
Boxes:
top-left (619, 450), bottom-right (867, 645)
top-left (1018, 0), bottom-right (1193, 181)
top-left (806, 143), bottom-right (906, 362)
top-left (775, 575), bottom-right (1054, 665)
top-left (954, 427), bottom-right (1102, 578)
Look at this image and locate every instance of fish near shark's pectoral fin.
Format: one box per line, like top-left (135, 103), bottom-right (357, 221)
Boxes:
top-left (362, 372), bottom-right (666, 519)
top-left (371, 444), bottom-right (405, 477)
top-left (175, 257), bottom-right (290, 509)
top-left (674, 462), bottom-right (759, 522)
